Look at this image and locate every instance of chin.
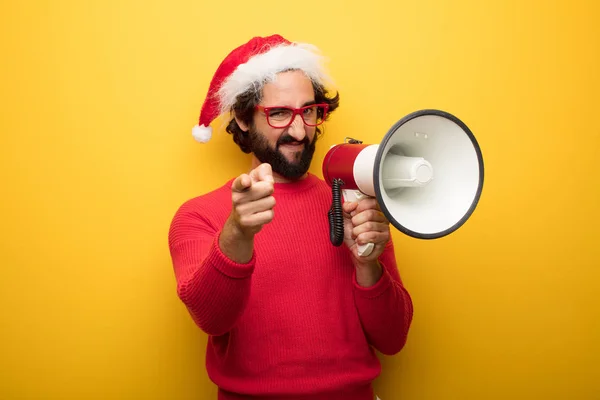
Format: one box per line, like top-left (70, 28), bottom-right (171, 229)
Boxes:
top-left (282, 152), bottom-right (302, 162)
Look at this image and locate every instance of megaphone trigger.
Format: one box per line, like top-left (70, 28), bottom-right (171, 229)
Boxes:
top-left (342, 189), bottom-right (375, 257)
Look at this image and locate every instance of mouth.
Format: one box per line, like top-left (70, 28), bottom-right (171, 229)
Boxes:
top-left (279, 142), bottom-right (305, 150)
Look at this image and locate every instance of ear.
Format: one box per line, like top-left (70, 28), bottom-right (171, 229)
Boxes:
top-left (235, 115), bottom-right (249, 132)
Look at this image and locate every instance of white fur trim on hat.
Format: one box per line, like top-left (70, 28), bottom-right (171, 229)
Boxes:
top-left (192, 124), bottom-right (212, 143)
top-left (217, 43), bottom-right (332, 115)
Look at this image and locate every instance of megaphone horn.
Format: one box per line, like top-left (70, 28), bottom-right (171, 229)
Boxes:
top-left (322, 109), bottom-right (484, 257)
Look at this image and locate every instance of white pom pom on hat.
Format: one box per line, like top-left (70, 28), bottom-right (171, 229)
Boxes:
top-left (192, 124), bottom-right (212, 143)
top-left (191, 34), bottom-right (331, 143)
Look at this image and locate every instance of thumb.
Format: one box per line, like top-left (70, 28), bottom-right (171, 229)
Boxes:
top-left (232, 174), bottom-right (252, 192)
top-left (342, 201), bottom-right (358, 213)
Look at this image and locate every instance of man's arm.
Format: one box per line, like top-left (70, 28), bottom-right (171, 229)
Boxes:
top-left (169, 222), bottom-right (255, 336)
top-left (343, 199), bottom-right (414, 354)
top-left (168, 164), bottom-right (275, 336)
top-left (352, 240), bottom-right (414, 355)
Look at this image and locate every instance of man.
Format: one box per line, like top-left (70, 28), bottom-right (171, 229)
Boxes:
top-left (168, 34), bottom-right (413, 400)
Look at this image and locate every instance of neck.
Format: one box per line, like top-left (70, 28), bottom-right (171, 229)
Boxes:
top-left (250, 156), bottom-right (308, 183)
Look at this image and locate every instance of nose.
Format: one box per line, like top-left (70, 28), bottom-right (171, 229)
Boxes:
top-left (287, 114), bottom-right (307, 141)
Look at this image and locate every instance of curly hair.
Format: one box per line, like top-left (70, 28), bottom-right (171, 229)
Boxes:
top-left (225, 77), bottom-right (340, 154)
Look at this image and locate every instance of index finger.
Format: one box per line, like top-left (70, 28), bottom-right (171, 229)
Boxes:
top-left (355, 197), bottom-right (381, 213)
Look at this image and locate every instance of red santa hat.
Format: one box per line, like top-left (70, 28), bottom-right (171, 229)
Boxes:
top-left (192, 34), bottom-right (332, 143)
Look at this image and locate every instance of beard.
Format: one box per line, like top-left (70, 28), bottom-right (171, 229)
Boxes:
top-left (248, 125), bottom-right (318, 180)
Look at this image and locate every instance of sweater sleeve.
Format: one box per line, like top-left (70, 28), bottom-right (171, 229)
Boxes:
top-left (168, 206), bottom-right (255, 336)
top-left (352, 239), bottom-right (414, 355)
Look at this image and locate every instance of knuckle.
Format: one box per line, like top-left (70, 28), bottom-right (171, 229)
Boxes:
top-left (357, 233), bottom-right (370, 244)
top-left (365, 221), bottom-right (375, 230)
top-left (365, 198), bottom-right (376, 206)
top-left (264, 182), bottom-right (274, 195)
top-left (232, 193), bottom-right (243, 204)
top-left (361, 230), bottom-right (373, 240)
top-left (261, 211), bottom-right (274, 225)
top-left (238, 215), bottom-right (250, 227)
top-left (358, 199), bottom-right (375, 210)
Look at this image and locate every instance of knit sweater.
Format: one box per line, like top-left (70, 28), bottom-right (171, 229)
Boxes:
top-left (168, 173), bottom-right (413, 400)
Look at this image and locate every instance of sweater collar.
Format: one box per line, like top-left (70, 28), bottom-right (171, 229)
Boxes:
top-left (272, 172), bottom-right (320, 194)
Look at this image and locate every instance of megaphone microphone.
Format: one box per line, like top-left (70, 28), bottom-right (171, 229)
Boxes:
top-left (323, 109), bottom-right (484, 257)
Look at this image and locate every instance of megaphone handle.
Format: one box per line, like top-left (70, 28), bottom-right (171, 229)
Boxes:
top-left (342, 189), bottom-right (375, 257)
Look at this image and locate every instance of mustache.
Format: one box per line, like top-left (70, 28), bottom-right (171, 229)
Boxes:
top-left (276, 135), bottom-right (310, 147)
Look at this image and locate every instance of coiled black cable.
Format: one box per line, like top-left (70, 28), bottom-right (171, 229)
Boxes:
top-left (328, 178), bottom-right (344, 247)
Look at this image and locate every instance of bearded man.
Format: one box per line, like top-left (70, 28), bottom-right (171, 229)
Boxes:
top-left (168, 34), bottom-right (413, 400)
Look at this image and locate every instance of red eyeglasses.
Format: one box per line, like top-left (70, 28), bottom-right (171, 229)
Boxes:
top-left (255, 104), bottom-right (329, 129)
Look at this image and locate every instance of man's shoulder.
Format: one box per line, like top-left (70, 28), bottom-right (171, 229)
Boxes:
top-left (186, 180), bottom-right (233, 205)
top-left (171, 179), bottom-right (234, 219)
top-left (168, 180), bottom-right (234, 245)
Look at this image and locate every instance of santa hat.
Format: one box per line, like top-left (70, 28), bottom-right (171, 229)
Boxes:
top-left (192, 34), bottom-right (332, 143)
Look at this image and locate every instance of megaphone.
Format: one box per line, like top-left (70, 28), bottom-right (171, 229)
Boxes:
top-left (322, 109), bottom-right (484, 257)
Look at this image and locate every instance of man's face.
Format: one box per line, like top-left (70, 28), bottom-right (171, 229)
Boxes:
top-left (242, 70), bottom-right (319, 181)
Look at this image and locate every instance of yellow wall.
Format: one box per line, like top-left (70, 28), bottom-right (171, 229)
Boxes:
top-left (1, 0), bottom-right (599, 399)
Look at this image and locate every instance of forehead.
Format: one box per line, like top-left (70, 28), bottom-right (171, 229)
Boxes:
top-left (260, 70), bottom-right (315, 106)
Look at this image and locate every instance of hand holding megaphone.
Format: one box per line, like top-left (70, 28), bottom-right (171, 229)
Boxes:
top-left (342, 189), bottom-right (377, 257)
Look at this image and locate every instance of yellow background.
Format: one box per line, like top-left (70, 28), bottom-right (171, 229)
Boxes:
top-left (1, 0), bottom-right (599, 399)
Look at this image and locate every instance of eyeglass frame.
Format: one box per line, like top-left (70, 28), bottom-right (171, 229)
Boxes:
top-left (254, 103), bottom-right (329, 129)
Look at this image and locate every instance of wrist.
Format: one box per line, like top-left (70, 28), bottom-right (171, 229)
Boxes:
top-left (354, 261), bottom-right (383, 288)
top-left (226, 214), bottom-right (254, 240)
top-left (219, 216), bottom-right (254, 263)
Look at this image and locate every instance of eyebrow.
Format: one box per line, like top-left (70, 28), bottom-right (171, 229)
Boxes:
top-left (263, 100), bottom-right (317, 109)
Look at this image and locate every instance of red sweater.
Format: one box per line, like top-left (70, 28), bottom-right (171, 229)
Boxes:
top-left (168, 173), bottom-right (413, 400)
